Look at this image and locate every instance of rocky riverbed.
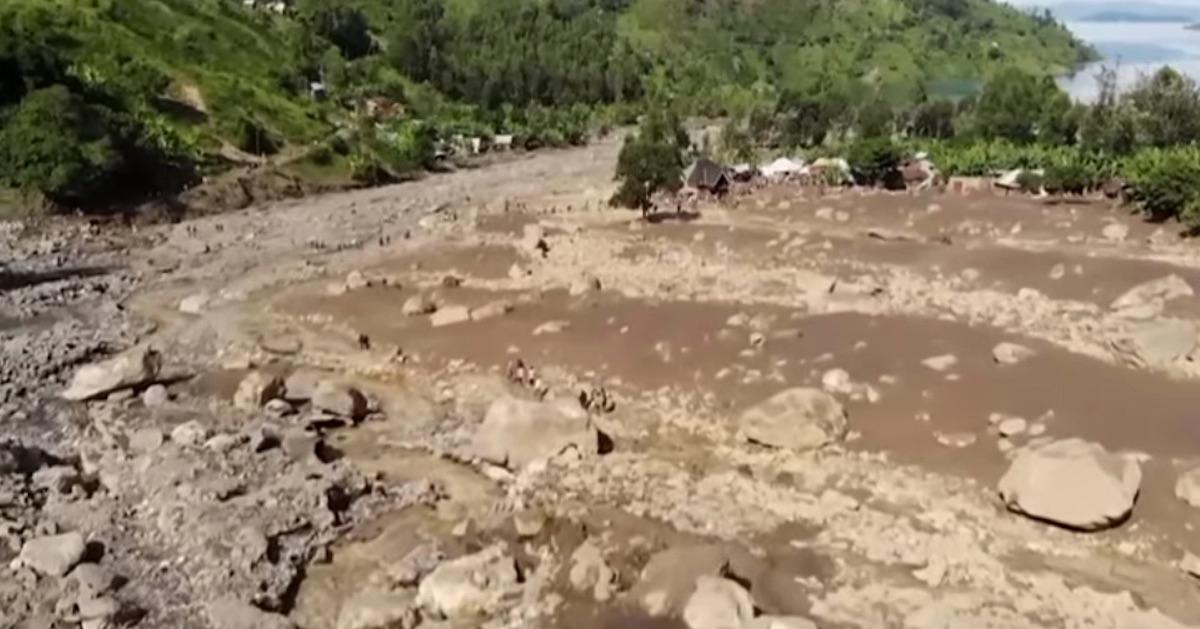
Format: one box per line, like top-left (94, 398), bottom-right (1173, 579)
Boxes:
top-left (6, 136), bottom-right (1200, 629)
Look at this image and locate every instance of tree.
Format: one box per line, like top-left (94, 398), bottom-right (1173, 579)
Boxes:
top-left (847, 137), bottom-right (901, 187)
top-left (610, 105), bottom-right (686, 215)
top-left (1080, 66), bottom-right (1137, 154)
top-left (1037, 90), bottom-right (1081, 145)
top-left (1125, 67), bottom-right (1200, 147)
top-left (974, 67), bottom-right (1052, 143)
top-left (297, 1), bottom-right (373, 60)
top-left (385, 0), bottom-right (446, 82)
top-left (0, 85), bottom-right (123, 204)
top-left (856, 96), bottom-right (894, 139)
top-left (910, 100), bottom-right (956, 139)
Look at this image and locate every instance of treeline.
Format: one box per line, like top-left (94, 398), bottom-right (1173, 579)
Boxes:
top-left (715, 64), bottom-right (1200, 228)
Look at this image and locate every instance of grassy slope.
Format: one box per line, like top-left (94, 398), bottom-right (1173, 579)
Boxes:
top-left (5, 0), bottom-right (328, 150)
top-left (1, 0), bottom-right (1091, 188)
top-left (617, 0), bottom-right (1094, 106)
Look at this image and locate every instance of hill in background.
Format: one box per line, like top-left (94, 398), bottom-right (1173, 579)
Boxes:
top-left (0, 0), bottom-right (1094, 210)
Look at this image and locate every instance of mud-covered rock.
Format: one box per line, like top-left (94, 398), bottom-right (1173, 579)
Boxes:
top-left (992, 342), bottom-right (1034, 365)
top-left (19, 532), bottom-right (85, 577)
top-left (336, 589), bottom-right (418, 629)
top-left (416, 544), bottom-right (518, 620)
top-left (234, 371), bottom-right (284, 411)
top-left (401, 294), bottom-right (437, 317)
top-left (999, 438), bottom-right (1141, 530)
top-left (1174, 467), bottom-right (1200, 508)
top-left (311, 381), bottom-right (369, 421)
top-left (568, 540), bottom-right (616, 602)
top-left (682, 576), bottom-right (754, 629)
top-left (430, 305), bottom-right (470, 328)
top-left (1111, 275), bottom-right (1193, 314)
top-left (1115, 319), bottom-right (1197, 367)
top-left (62, 347), bottom-right (162, 401)
top-left (736, 388), bottom-right (848, 451)
top-left (470, 396), bottom-right (600, 470)
top-left (630, 545), bottom-right (726, 617)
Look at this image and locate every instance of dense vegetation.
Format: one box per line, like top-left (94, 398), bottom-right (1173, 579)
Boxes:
top-left (0, 0), bottom-right (1091, 211)
top-left (691, 62), bottom-right (1200, 231)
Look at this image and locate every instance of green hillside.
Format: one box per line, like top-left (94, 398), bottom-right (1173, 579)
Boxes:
top-left (0, 0), bottom-right (1094, 209)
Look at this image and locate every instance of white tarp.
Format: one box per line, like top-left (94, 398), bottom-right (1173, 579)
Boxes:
top-left (995, 168), bottom-right (1043, 190)
top-left (760, 157), bottom-right (807, 178)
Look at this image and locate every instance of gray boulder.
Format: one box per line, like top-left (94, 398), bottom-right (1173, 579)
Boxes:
top-left (233, 371), bottom-right (284, 411)
top-left (1111, 275), bottom-right (1194, 314)
top-left (283, 369), bottom-right (322, 402)
top-left (682, 576), bottom-right (754, 629)
top-left (998, 438), bottom-right (1141, 530)
top-left (470, 396), bottom-right (599, 470)
top-left (311, 381), bottom-right (369, 421)
top-left (1174, 467), bottom-right (1200, 508)
top-left (336, 590), bottom-right (418, 629)
top-left (736, 388), bottom-right (848, 451)
top-left (62, 347), bottom-right (162, 401)
top-left (1115, 319), bottom-right (1197, 367)
top-left (416, 544), bottom-right (518, 620)
top-left (19, 532), bottom-right (85, 577)
top-left (992, 342), bottom-right (1035, 365)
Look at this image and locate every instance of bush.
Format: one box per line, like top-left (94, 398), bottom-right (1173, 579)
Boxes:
top-left (1124, 147), bottom-right (1200, 226)
top-left (1043, 157), bottom-right (1095, 195)
top-left (847, 137), bottom-right (901, 187)
top-left (1016, 170), bottom-right (1044, 194)
top-left (0, 85), bottom-right (194, 206)
top-left (309, 143), bottom-right (334, 165)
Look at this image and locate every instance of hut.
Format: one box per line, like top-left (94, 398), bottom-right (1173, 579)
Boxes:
top-left (687, 158), bottom-right (730, 194)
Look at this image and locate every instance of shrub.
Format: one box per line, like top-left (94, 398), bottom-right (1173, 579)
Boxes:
top-left (1124, 147), bottom-right (1200, 226)
top-left (1043, 157), bottom-right (1095, 195)
top-left (847, 137), bottom-right (901, 187)
top-left (1016, 170), bottom-right (1044, 194)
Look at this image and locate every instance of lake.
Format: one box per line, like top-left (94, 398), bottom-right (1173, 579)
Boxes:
top-left (1059, 20), bottom-right (1200, 101)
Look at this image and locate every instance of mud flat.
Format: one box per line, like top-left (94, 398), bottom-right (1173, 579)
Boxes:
top-left (8, 137), bottom-right (1200, 629)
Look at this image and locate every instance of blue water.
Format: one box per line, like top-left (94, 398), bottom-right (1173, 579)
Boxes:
top-left (1059, 20), bottom-right (1200, 101)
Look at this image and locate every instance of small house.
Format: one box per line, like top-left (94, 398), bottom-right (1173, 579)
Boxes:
top-left (687, 158), bottom-right (730, 194)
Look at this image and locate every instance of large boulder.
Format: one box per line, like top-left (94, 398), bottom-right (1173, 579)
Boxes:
top-left (62, 346), bottom-right (162, 401)
top-left (416, 545), bottom-right (518, 620)
top-left (469, 396), bottom-right (600, 470)
top-left (736, 388), bottom-right (848, 451)
top-left (682, 577), bottom-right (754, 629)
top-left (1174, 467), bottom-right (1200, 508)
top-left (629, 545), bottom-right (727, 617)
top-left (992, 342), bottom-right (1035, 365)
top-left (1111, 275), bottom-right (1194, 314)
top-left (18, 532), bottom-right (85, 577)
top-left (311, 380), bottom-right (369, 421)
top-left (1114, 319), bottom-right (1197, 367)
top-left (336, 590), bottom-right (418, 629)
top-left (233, 371), bottom-right (285, 411)
top-left (998, 438), bottom-right (1141, 531)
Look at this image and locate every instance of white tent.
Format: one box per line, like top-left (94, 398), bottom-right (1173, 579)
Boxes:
top-left (759, 157), bottom-right (807, 178)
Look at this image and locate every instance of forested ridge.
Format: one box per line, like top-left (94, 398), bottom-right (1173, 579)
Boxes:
top-left (0, 0), bottom-right (1092, 209)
